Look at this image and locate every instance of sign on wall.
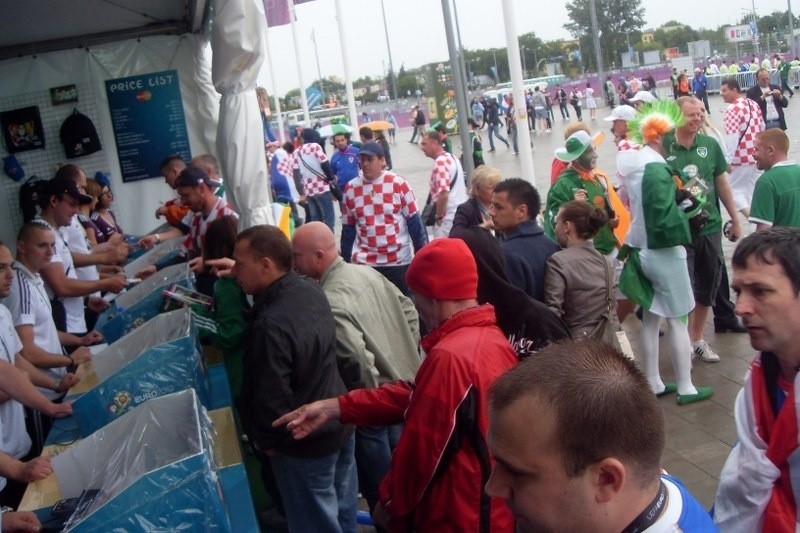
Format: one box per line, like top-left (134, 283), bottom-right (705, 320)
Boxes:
top-left (105, 70), bottom-right (191, 183)
top-left (725, 25), bottom-right (754, 43)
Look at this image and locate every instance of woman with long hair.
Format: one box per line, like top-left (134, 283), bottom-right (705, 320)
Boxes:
top-left (450, 227), bottom-right (570, 358)
top-left (544, 200), bottom-right (617, 338)
top-left (90, 181), bottom-right (123, 243)
top-left (191, 215), bottom-right (249, 401)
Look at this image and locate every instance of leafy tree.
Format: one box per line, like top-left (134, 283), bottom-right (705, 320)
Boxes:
top-left (397, 72), bottom-right (419, 97)
top-left (654, 24), bottom-right (699, 53)
top-left (564, 0), bottom-right (646, 71)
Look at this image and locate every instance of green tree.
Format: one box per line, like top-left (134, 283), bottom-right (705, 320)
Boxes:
top-left (654, 23), bottom-right (699, 53)
top-left (396, 72), bottom-right (419, 97)
top-left (564, 0), bottom-right (646, 71)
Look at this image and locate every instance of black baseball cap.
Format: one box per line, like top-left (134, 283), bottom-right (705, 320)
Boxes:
top-left (174, 166), bottom-right (221, 189)
top-left (43, 177), bottom-right (92, 205)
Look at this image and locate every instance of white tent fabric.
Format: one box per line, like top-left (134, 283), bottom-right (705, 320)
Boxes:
top-left (192, 36), bottom-right (222, 159)
top-left (212, 0), bottom-right (274, 229)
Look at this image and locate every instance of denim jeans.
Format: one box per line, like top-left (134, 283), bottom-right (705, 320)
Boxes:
top-left (487, 124), bottom-right (509, 150)
top-left (373, 264), bottom-right (410, 297)
top-left (510, 124), bottom-right (519, 153)
top-left (355, 427), bottom-right (392, 513)
top-left (307, 191), bottom-right (335, 231)
top-left (270, 434), bottom-right (358, 532)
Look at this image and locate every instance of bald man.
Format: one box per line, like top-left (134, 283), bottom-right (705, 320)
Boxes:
top-left (291, 222), bottom-right (421, 514)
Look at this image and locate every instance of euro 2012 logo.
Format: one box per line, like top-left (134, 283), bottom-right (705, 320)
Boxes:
top-left (109, 391), bottom-right (132, 417)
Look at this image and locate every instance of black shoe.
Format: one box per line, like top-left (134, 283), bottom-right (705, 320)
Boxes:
top-left (714, 319), bottom-right (746, 333)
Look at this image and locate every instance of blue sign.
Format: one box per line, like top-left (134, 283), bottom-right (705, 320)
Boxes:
top-left (105, 70), bottom-right (191, 183)
top-left (306, 86), bottom-right (322, 108)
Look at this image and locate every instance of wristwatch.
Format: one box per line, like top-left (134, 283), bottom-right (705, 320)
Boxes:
top-left (155, 233), bottom-right (161, 244)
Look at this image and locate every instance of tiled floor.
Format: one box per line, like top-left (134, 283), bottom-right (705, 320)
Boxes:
top-left (359, 91), bottom-right (800, 513)
top-left (623, 309), bottom-right (751, 509)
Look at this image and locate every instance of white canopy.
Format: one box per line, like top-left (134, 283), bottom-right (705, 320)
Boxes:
top-left (212, 0), bottom-right (274, 228)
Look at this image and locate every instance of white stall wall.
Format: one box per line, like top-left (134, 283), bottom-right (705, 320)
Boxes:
top-left (0, 34), bottom-right (219, 251)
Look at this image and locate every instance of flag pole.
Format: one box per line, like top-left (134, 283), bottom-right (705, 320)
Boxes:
top-left (288, 0), bottom-right (311, 124)
top-left (263, 22), bottom-right (286, 143)
top-left (334, 0), bottom-right (359, 127)
top-left (500, 0), bottom-right (535, 185)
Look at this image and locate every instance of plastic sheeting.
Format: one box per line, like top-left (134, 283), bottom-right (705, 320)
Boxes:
top-left (53, 389), bottom-right (231, 531)
top-left (123, 236), bottom-right (185, 280)
top-left (96, 263), bottom-right (193, 342)
top-left (67, 308), bottom-right (209, 435)
top-left (212, 0), bottom-right (274, 228)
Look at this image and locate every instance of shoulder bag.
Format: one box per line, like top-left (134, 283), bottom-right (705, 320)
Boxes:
top-left (421, 156), bottom-right (459, 226)
top-left (299, 155), bottom-right (343, 201)
top-left (588, 250), bottom-right (622, 351)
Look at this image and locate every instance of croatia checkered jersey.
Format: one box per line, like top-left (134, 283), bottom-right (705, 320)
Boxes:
top-left (342, 171), bottom-right (420, 266)
top-left (273, 149), bottom-right (294, 181)
top-left (429, 152), bottom-right (459, 200)
top-left (723, 97), bottom-right (765, 165)
top-left (293, 143), bottom-right (329, 196)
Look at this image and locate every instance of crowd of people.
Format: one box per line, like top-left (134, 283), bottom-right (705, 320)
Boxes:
top-left (1, 71), bottom-right (800, 531)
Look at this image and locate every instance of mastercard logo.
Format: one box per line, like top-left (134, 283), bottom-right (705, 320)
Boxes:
top-left (135, 91), bottom-right (152, 102)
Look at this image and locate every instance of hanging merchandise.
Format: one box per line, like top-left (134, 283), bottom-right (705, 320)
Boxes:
top-left (1, 105), bottom-right (45, 153)
top-left (3, 155), bottom-right (24, 181)
top-left (60, 108), bottom-right (102, 159)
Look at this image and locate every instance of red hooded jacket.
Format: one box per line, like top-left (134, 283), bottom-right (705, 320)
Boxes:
top-left (339, 304), bottom-right (516, 532)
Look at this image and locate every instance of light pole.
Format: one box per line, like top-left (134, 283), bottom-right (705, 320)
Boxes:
top-left (789, 0), bottom-right (797, 58)
top-left (310, 29), bottom-right (325, 106)
top-left (493, 49), bottom-right (499, 82)
top-left (379, 0), bottom-right (397, 99)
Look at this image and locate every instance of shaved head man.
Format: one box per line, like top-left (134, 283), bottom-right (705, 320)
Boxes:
top-left (291, 221), bottom-right (421, 514)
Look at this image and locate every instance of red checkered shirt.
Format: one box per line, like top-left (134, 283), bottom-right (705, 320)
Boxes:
top-left (181, 197), bottom-right (238, 255)
top-left (293, 143), bottom-right (330, 197)
top-left (342, 171), bottom-right (419, 266)
top-left (274, 149), bottom-right (294, 180)
top-left (429, 152), bottom-right (458, 200)
top-left (724, 96), bottom-right (765, 166)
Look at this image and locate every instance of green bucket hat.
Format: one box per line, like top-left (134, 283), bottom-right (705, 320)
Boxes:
top-left (554, 130), bottom-right (605, 162)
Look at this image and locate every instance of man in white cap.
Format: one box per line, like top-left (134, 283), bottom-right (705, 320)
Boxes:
top-left (604, 105), bottom-right (638, 152)
top-left (628, 90), bottom-right (657, 110)
top-left (604, 105), bottom-right (639, 324)
top-left (691, 68), bottom-right (711, 113)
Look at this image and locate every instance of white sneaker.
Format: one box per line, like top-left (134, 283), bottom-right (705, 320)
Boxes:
top-left (692, 340), bottom-right (720, 363)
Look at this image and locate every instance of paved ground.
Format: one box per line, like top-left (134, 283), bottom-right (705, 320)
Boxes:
top-left (372, 93), bottom-right (800, 509)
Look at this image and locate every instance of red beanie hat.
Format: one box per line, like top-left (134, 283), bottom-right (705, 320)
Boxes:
top-left (406, 238), bottom-right (478, 300)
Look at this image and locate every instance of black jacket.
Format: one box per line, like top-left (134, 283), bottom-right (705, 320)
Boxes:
top-left (242, 271), bottom-right (352, 458)
top-left (746, 83), bottom-right (789, 130)
top-left (450, 226), bottom-right (570, 358)
top-left (450, 197), bottom-right (484, 233)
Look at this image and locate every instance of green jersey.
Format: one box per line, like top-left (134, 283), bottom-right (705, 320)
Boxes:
top-left (780, 61), bottom-right (792, 81)
top-left (545, 166), bottom-right (618, 254)
top-left (749, 162), bottom-right (800, 228)
top-left (663, 132), bottom-right (728, 236)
